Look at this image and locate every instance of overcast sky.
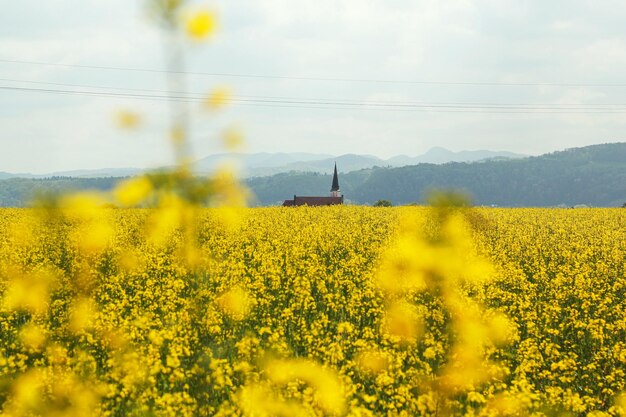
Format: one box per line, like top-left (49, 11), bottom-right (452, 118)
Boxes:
top-left (2, 0), bottom-right (626, 173)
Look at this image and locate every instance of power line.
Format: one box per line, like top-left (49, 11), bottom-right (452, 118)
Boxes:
top-left (2, 58), bottom-right (626, 88)
top-left (3, 77), bottom-right (626, 110)
top-left (4, 84), bottom-right (626, 114)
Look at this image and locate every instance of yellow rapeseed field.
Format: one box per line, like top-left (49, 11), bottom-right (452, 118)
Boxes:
top-left (7, 1), bottom-right (625, 416)
top-left (1, 203), bottom-right (625, 416)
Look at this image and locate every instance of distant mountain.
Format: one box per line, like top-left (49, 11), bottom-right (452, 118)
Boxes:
top-left (0, 171), bottom-right (35, 179)
top-left (387, 147), bottom-right (526, 166)
top-left (46, 168), bottom-right (142, 178)
top-left (1, 149), bottom-right (526, 180)
top-left (275, 154), bottom-right (383, 174)
top-left (195, 148), bottom-right (525, 177)
top-left (192, 152), bottom-right (381, 176)
top-left (0, 168), bottom-right (141, 179)
top-left (195, 152), bottom-right (334, 173)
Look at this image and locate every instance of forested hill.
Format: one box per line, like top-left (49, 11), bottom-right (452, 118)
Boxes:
top-left (1, 143), bottom-right (625, 207)
top-left (0, 177), bottom-right (120, 207)
top-left (247, 143), bottom-right (626, 207)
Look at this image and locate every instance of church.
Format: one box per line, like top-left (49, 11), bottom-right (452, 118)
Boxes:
top-left (282, 163), bottom-right (344, 206)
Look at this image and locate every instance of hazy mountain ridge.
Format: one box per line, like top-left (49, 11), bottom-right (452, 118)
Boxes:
top-left (218, 148), bottom-right (527, 176)
top-left (0, 148), bottom-right (526, 179)
top-left (194, 152), bottom-right (335, 173)
top-left (386, 147), bottom-right (525, 166)
top-left (0, 168), bottom-right (142, 180)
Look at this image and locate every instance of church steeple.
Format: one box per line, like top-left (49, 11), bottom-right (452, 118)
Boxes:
top-left (282, 163), bottom-right (344, 206)
top-left (330, 163), bottom-right (340, 197)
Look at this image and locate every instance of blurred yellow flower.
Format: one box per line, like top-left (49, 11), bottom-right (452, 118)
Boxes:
top-left (69, 297), bottom-right (97, 332)
top-left (19, 323), bottom-right (47, 352)
top-left (205, 87), bottom-right (231, 110)
top-left (356, 349), bottom-right (389, 375)
top-left (238, 384), bottom-right (308, 417)
top-left (10, 369), bottom-right (45, 412)
top-left (265, 359), bottom-right (346, 415)
top-left (114, 176), bottom-right (153, 206)
top-left (222, 126), bottom-right (245, 151)
top-left (114, 110), bottom-right (141, 129)
top-left (3, 269), bottom-right (55, 315)
top-left (487, 312), bottom-right (518, 345)
top-left (383, 300), bottom-right (423, 344)
top-left (170, 125), bottom-right (186, 146)
top-left (186, 10), bottom-right (217, 39)
top-left (614, 393), bottom-right (626, 416)
top-left (217, 286), bottom-right (253, 320)
top-left (76, 221), bottom-right (114, 253)
top-left (211, 165), bottom-right (250, 207)
top-left (146, 193), bottom-right (186, 245)
top-left (60, 192), bottom-right (108, 221)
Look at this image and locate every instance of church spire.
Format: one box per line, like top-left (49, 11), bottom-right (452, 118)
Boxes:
top-left (330, 163), bottom-right (340, 197)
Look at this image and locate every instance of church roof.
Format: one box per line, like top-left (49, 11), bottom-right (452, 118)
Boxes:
top-left (282, 196), bottom-right (343, 207)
